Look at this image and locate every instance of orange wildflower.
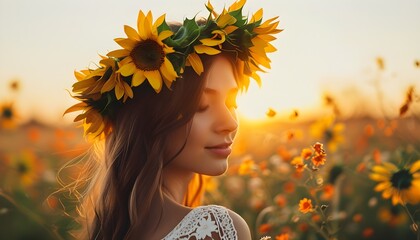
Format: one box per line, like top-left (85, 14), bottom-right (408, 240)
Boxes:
top-left (356, 162), bottom-right (367, 173)
top-left (311, 214), bottom-right (321, 222)
top-left (299, 198), bottom-right (314, 214)
top-left (283, 181), bottom-right (296, 194)
top-left (364, 124), bottom-right (375, 137)
top-left (258, 223), bottom-right (273, 234)
top-left (372, 149), bottom-right (381, 164)
top-left (362, 227), bottom-right (374, 238)
top-left (353, 213), bottom-right (363, 223)
top-left (238, 158), bottom-right (256, 175)
top-left (313, 142), bottom-right (326, 155)
top-left (298, 222), bottom-right (309, 232)
top-left (277, 145), bottom-right (292, 162)
top-left (291, 156), bottom-right (306, 172)
top-left (311, 154), bottom-right (326, 167)
top-left (274, 194), bottom-right (287, 207)
top-left (300, 148), bottom-right (312, 160)
top-left (321, 184), bottom-right (334, 200)
top-left (275, 233), bottom-right (289, 240)
top-left (27, 127), bottom-right (41, 142)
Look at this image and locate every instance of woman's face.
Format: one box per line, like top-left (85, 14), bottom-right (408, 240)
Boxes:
top-left (166, 56), bottom-right (239, 176)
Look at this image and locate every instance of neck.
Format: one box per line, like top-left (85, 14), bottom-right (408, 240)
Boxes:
top-left (162, 166), bottom-right (194, 204)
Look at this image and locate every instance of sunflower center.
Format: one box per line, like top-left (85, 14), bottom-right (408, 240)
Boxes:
top-left (324, 129), bottom-right (333, 142)
top-left (130, 39), bottom-right (165, 71)
top-left (391, 169), bottom-right (413, 190)
top-left (2, 108), bottom-right (12, 119)
top-left (17, 162), bottom-right (29, 174)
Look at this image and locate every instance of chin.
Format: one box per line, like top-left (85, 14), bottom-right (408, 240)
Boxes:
top-left (203, 161), bottom-right (228, 176)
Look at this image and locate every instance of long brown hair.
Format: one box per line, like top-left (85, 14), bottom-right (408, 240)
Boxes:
top-left (62, 53), bottom-right (242, 240)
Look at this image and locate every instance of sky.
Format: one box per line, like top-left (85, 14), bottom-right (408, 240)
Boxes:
top-left (1, 0), bottom-right (419, 125)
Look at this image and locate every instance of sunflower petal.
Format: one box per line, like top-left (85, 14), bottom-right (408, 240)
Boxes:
top-left (132, 70), bottom-right (146, 87)
top-left (369, 173), bottom-right (390, 182)
top-left (374, 182), bottom-right (392, 192)
top-left (372, 165), bottom-right (392, 175)
top-left (72, 78), bottom-right (97, 92)
top-left (251, 8), bottom-right (263, 23)
top-left (154, 14), bottom-right (166, 30)
top-left (410, 160), bottom-right (420, 173)
top-left (158, 30), bottom-right (174, 41)
top-left (137, 10), bottom-right (147, 39)
top-left (74, 71), bottom-right (86, 81)
top-left (114, 83), bottom-right (124, 100)
top-left (194, 45), bottom-right (221, 55)
top-left (217, 13), bottom-right (236, 28)
top-left (74, 112), bottom-right (88, 122)
top-left (115, 38), bottom-right (137, 50)
top-left (144, 70), bottom-right (162, 92)
top-left (383, 162), bottom-right (398, 172)
top-left (124, 25), bottom-right (140, 41)
top-left (382, 188), bottom-right (393, 199)
top-left (250, 51), bottom-right (271, 69)
top-left (187, 53), bottom-right (204, 76)
top-left (161, 57), bottom-right (178, 81)
top-left (122, 81), bottom-right (134, 99)
top-left (143, 11), bottom-right (153, 38)
top-left (118, 62), bottom-right (137, 76)
top-left (265, 42), bottom-right (277, 53)
top-left (119, 56), bottom-right (133, 65)
top-left (228, 0), bottom-right (246, 12)
top-left (64, 102), bottom-right (88, 115)
top-left (391, 192), bottom-right (402, 205)
top-left (259, 34), bottom-right (277, 42)
top-left (200, 30), bottom-right (225, 46)
top-left (107, 49), bottom-right (130, 58)
top-left (101, 75), bottom-right (116, 93)
top-left (224, 25), bottom-right (238, 35)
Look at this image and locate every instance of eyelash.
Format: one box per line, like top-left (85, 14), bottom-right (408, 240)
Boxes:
top-left (197, 105), bottom-right (209, 113)
top-left (197, 102), bottom-right (237, 113)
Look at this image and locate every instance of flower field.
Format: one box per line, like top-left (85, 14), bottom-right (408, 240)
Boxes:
top-left (1, 65), bottom-right (420, 239)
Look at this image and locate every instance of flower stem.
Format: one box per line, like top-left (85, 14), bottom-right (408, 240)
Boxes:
top-left (402, 203), bottom-right (419, 240)
top-left (0, 189), bottom-right (65, 240)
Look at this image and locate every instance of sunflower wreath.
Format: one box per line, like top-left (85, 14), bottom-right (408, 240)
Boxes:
top-left (65, 0), bottom-right (281, 139)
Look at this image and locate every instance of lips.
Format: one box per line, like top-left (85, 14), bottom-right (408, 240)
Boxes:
top-left (205, 142), bottom-right (232, 158)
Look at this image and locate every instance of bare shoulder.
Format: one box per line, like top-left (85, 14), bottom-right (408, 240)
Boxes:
top-left (226, 208), bottom-right (252, 240)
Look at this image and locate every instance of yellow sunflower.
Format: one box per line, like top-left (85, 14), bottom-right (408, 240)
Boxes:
top-left (6, 150), bottom-right (43, 188)
top-left (310, 116), bottom-right (344, 152)
top-left (0, 102), bottom-right (18, 129)
top-left (107, 11), bottom-right (178, 93)
top-left (248, 11), bottom-right (282, 86)
top-left (72, 55), bottom-right (133, 102)
top-left (189, 5), bottom-right (238, 76)
top-left (65, 104), bottom-right (109, 140)
top-left (370, 160), bottom-right (420, 205)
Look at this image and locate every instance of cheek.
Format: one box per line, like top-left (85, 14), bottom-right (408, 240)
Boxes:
top-left (188, 116), bottom-right (209, 141)
top-left (164, 127), bottom-right (188, 162)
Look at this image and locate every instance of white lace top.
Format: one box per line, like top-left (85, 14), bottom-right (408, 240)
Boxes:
top-left (162, 205), bottom-right (238, 240)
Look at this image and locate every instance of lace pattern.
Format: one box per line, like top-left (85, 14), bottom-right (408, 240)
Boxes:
top-left (162, 205), bottom-right (238, 240)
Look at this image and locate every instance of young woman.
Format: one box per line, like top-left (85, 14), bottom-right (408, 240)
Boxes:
top-left (64, 0), bottom-right (280, 239)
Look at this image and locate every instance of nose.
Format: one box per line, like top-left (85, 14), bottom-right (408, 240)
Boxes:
top-left (214, 106), bottom-right (238, 135)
